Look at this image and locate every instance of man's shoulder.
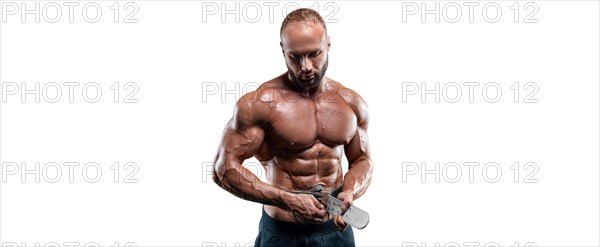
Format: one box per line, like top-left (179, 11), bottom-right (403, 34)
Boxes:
top-left (327, 79), bottom-right (369, 124)
top-left (327, 79), bottom-right (366, 107)
top-left (234, 77), bottom-right (287, 119)
top-left (239, 78), bottom-right (286, 105)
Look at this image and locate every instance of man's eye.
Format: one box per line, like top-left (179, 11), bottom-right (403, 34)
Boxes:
top-left (310, 52), bottom-right (321, 57)
top-left (289, 55), bottom-right (296, 60)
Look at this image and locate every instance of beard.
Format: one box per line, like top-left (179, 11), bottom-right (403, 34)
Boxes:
top-left (287, 55), bottom-right (329, 89)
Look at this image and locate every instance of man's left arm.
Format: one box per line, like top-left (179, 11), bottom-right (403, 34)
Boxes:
top-left (334, 94), bottom-right (374, 230)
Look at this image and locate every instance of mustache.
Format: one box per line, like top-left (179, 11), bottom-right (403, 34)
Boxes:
top-left (287, 56), bottom-right (328, 87)
top-left (300, 73), bottom-right (317, 78)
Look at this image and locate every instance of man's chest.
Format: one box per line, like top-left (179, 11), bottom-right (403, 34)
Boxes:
top-left (266, 99), bottom-right (358, 149)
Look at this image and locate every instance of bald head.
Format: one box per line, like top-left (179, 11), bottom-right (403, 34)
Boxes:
top-left (280, 8), bottom-right (327, 38)
top-left (279, 9), bottom-right (331, 90)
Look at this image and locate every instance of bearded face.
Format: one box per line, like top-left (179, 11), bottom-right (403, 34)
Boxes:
top-left (280, 22), bottom-right (330, 89)
top-left (286, 54), bottom-right (328, 89)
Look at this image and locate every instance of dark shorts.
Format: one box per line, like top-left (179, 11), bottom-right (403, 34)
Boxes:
top-left (254, 208), bottom-right (355, 247)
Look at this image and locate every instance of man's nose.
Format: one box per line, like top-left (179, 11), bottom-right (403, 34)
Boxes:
top-left (301, 57), bottom-right (313, 72)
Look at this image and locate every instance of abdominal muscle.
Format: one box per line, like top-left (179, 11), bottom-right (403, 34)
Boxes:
top-left (261, 143), bottom-right (345, 223)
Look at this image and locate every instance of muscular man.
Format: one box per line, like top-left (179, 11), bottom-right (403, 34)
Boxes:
top-left (212, 8), bottom-right (373, 247)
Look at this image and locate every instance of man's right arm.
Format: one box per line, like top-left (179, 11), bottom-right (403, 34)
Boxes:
top-left (212, 96), bottom-right (288, 208)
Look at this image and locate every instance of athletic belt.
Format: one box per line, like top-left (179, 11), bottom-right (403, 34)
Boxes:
top-left (287, 184), bottom-right (370, 229)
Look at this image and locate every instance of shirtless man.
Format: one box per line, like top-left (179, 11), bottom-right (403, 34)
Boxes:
top-left (212, 8), bottom-right (373, 246)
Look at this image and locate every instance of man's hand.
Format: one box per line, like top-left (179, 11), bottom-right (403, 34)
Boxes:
top-left (284, 193), bottom-right (326, 223)
top-left (333, 192), bottom-right (353, 231)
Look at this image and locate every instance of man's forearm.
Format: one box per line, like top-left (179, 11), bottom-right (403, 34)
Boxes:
top-left (342, 155), bottom-right (373, 200)
top-left (214, 160), bottom-right (290, 209)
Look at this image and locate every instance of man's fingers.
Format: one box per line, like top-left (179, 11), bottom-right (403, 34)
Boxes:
top-left (312, 196), bottom-right (325, 209)
top-left (337, 192), bottom-right (353, 211)
top-left (340, 203), bottom-right (348, 211)
top-left (313, 208), bottom-right (325, 218)
top-left (307, 196), bottom-right (325, 217)
top-left (335, 215), bottom-right (344, 225)
top-left (333, 215), bottom-right (341, 228)
top-left (290, 194), bottom-right (325, 221)
top-left (333, 215), bottom-right (347, 231)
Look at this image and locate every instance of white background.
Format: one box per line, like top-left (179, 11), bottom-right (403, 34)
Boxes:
top-left (0, 1), bottom-right (598, 246)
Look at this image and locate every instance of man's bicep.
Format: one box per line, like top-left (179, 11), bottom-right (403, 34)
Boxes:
top-left (221, 100), bottom-right (266, 160)
top-left (344, 95), bottom-right (371, 164)
top-left (344, 124), bottom-right (371, 164)
top-left (214, 108), bottom-right (265, 183)
top-left (222, 121), bottom-right (265, 161)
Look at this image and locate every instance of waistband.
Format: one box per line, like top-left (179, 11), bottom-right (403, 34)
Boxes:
top-left (260, 207), bottom-right (337, 236)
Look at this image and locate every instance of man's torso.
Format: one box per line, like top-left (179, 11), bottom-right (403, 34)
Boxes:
top-left (248, 75), bottom-right (360, 222)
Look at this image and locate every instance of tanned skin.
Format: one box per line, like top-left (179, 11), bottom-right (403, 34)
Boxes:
top-left (213, 21), bottom-right (373, 232)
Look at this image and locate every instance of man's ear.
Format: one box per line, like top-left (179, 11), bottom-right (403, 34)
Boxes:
top-left (280, 41), bottom-right (284, 54)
